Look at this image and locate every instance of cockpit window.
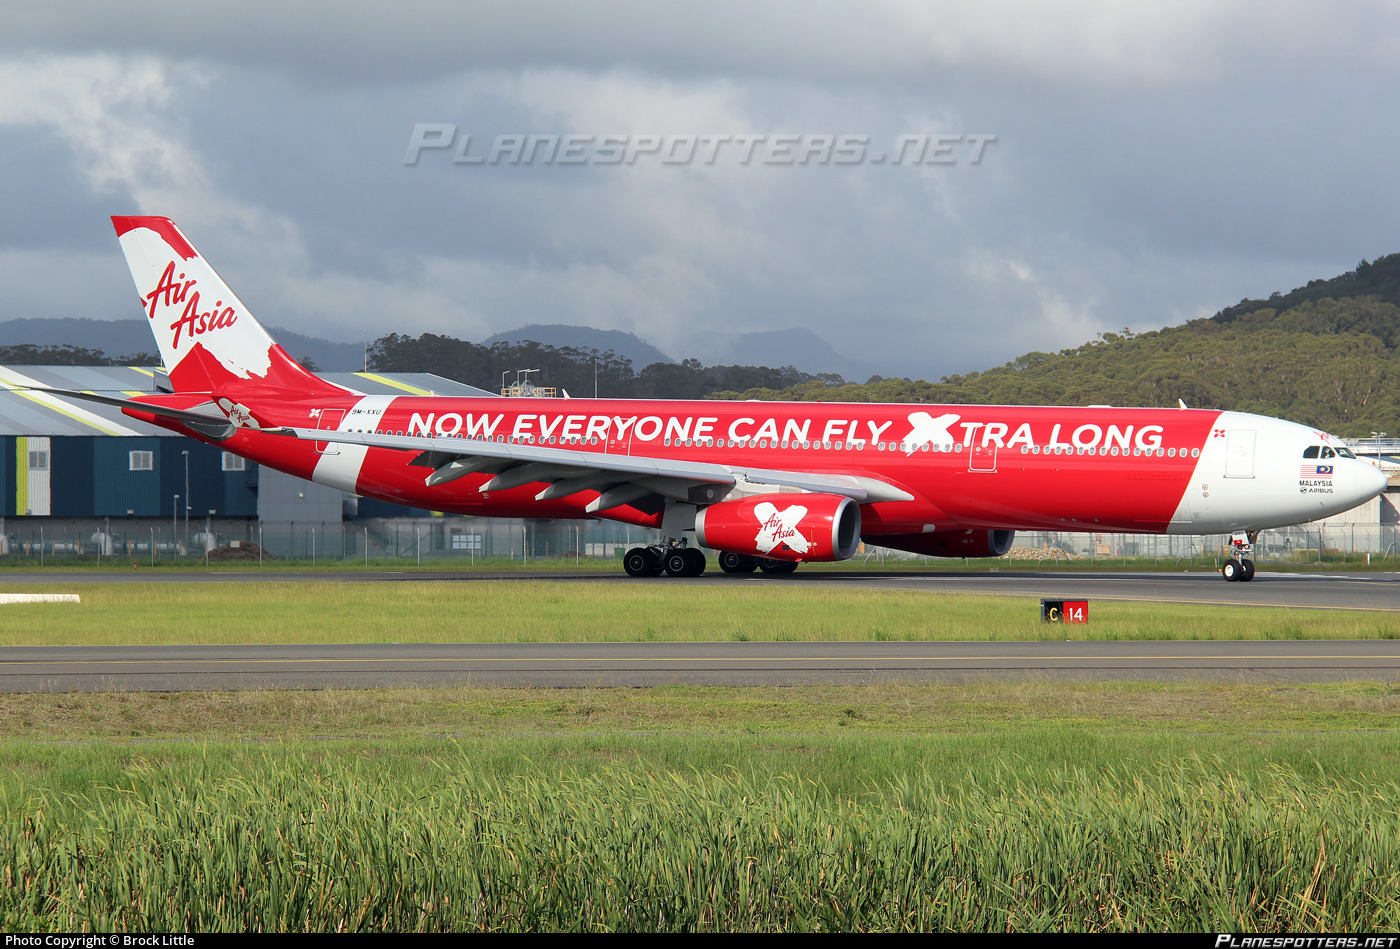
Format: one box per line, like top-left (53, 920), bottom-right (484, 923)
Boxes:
top-left (1304, 444), bottom-right (1356, 459)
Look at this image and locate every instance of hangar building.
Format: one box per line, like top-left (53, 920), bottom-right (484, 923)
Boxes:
top-left (0, 365), bottom-right (641, 561)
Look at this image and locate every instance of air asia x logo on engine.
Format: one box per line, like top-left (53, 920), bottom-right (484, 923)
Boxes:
top-left (754, 502), bottom-right (811, 554)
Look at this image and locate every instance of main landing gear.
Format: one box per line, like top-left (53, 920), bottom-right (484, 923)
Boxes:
top-left (716, 552), bottom-right (798, 575)
top-left (1221, 530), bottom-right (1258, 583)
top-left (623, 546), bottom-right (800, 578)
top-left (623, 545), bottom-right (705, 577)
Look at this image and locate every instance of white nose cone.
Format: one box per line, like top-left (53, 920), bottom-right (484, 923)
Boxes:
top-left (1357, 461), bottom-right (1390, 506)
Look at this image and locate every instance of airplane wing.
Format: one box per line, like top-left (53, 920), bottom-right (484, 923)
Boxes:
top-left (18, 386), bottom-right (228, 424)
top-left (16, 386), bottom-right (238, 439)
top-left (276, 427), bottom-right (914, 510)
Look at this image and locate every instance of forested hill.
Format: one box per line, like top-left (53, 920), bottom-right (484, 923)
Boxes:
top-left (366, 333), bottom-right (843, 400)
top-left (1213, 253), bottom-right (1400, 327)
top-left (712, 285), bottom-right (1400, 437)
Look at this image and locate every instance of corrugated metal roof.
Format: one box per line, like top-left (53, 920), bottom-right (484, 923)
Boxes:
top-left (0, 366), bottom-right (497, 436)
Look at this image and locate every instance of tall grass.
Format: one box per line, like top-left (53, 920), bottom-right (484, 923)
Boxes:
top-left (4, 753), bottom-right (1397, 931)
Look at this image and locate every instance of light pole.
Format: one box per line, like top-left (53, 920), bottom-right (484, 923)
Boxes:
top-left (172, 494), bottom-right (179, 557)
top-left (182, 450), bottom-right (190, 546)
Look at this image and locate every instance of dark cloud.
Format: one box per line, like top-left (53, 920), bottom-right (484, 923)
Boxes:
top-left (3, 4), bottom-right (1399, 379)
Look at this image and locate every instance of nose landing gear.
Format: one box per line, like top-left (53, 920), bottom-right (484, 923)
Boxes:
top-left (1222, 530), bottom-right (1258, 582)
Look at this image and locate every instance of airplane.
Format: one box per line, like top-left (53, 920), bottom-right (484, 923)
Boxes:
top-left (42, 216), bottom-right (1390, 582)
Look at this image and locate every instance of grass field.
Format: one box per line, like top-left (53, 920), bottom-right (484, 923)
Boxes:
top-left (8, 748), bottom-right (1399, 931)
top-left (3, 683), bottom-right (1400, 931)
top-left (0, 581), bottom-right (1396, 645)
top-left (2, 580), bottom-right (1398, 930)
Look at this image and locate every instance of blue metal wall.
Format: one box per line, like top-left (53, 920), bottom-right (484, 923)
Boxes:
top-left (52, 437), bottom-right (96, 516)
top-left (1, 436), bottom-right (257, 517)
top-left (92, 438), bottom-right (162, 515)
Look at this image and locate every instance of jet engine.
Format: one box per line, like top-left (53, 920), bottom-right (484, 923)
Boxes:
top-left (694, 493), bottom-right (861, 562)
top-left (870, 528), bottom-right (1015, 558)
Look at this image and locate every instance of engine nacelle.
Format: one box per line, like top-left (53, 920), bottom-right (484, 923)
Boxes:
top-left (694, 493), bottom-right (861, 562)
top-left (870, 529), bottom-right (1015, 558)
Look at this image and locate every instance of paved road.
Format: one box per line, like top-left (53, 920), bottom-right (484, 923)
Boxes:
top-left (0, 567), bottom-right (1397, 610)
top-left (2, 568), bottom-right (1394, 691)
top-left (4, 640), bottom-right (1400, 692)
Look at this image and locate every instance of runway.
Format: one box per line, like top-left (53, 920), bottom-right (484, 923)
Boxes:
top-left (4, 640), bottom-right (1400, 692)
top-left (0, 566), bottom-right (1396, 610)
top-left (1, 568), bottom-right (1394, 692)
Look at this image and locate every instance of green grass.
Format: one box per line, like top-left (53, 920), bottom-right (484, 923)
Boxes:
top-left (4, 681), bottom-right (1400, 743)
top-left (1, 577), bottom-right (1396, 930)
top-left (3, 682), bottom-right (1399, 931)
top-left (3, 735), bottom-right (1399, 931)
top-left (0, 581), bottom-right (1396, 645)
top-left (4, 683), bottom-right (1400, 805)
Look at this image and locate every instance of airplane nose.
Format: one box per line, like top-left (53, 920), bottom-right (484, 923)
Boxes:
top-left (1353, 460), bottom-right (1389, 505)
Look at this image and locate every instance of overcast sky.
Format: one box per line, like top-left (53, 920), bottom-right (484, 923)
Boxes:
top-left (2, 1), bottom-right (1397, 380)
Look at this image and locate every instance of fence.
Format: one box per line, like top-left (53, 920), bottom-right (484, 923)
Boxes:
top-left (0, 517), bottom-right (662, 564)
top-left (869, 525), bottom-right (1400, 564)
top-left (0, 517), bottom-right (1395, 565)
top-left (0, 518), bottom-right (260, 565)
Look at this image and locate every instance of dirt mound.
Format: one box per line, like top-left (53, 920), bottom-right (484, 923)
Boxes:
top-left (205, 543), bottom-right (275, 562)
top-left (1004, 546), bottom-right (1081, 561)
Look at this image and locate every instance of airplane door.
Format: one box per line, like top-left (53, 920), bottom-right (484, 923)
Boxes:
top-left (314, 408), bottom-right (346, 454)
top-left (968, 441), bottom-right (997, 472)
top-left (1224, 430), bottom-right (1256, 479)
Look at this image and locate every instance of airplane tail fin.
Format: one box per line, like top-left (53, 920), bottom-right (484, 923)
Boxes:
top-left (112, 216), bottom-right (345, 397)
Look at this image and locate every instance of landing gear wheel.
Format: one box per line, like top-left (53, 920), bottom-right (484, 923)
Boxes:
top-left (664, 549), bottom-right (705, 577)
top-left (663, 550), bottom-right (690, 577)
top-left (623, 547), bottom-right (662, 577)
top-left (1224, 530), bottom-right (1262, 584)
top-left (718, 551), bottom-right (758, 574)
top-left (684, 548), bottom-right (706, 576)
top-left (758, 559), bottom-right (798, 575)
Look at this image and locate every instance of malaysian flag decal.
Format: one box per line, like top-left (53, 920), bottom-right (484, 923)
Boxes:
top-left (1300, 464), bottom-right (1334, 479)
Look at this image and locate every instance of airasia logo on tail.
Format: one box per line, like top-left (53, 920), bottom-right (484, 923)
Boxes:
top-left (754, 502), bottom-right (811, 554)
top-left (143, 260), bottom-right (239, 350)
